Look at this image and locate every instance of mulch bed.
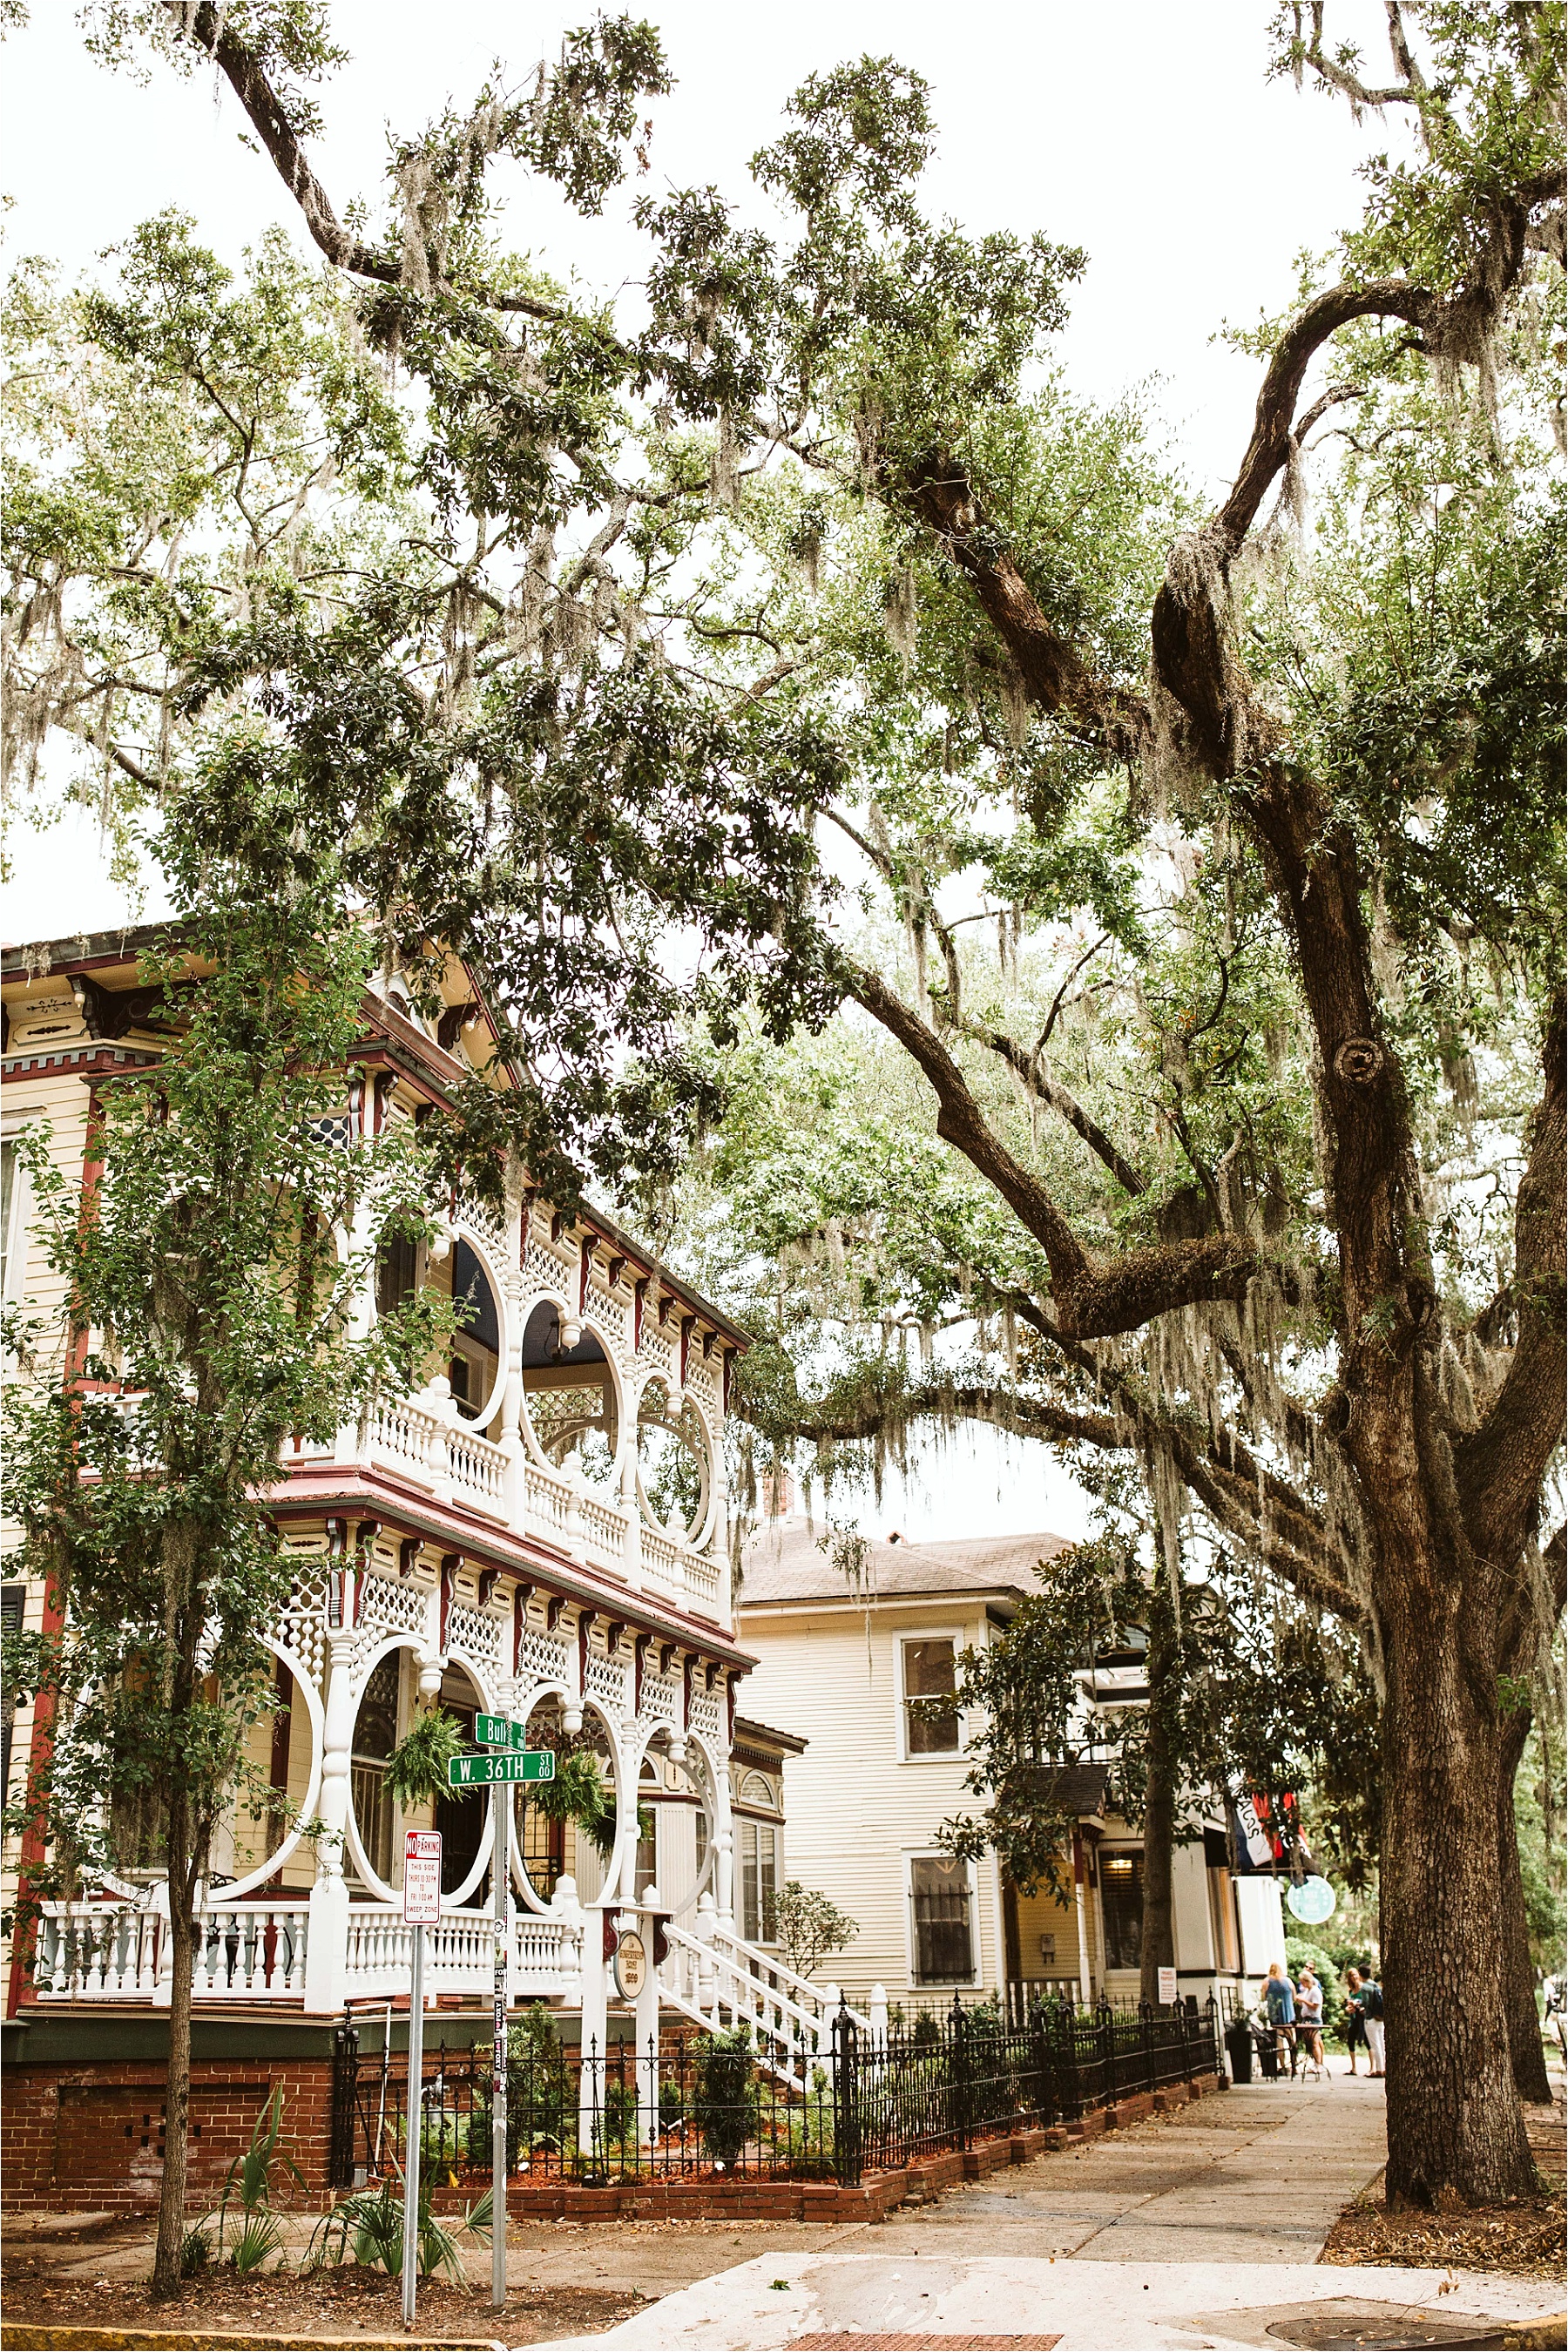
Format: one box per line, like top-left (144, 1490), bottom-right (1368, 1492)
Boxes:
top-left (0, 2260), bottom-right (645, 2344)
top-left (1319, 2098), bottom-right (1566, 2281)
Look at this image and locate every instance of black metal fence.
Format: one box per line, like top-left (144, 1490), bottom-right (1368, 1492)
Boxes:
top-left (840, 1996), bottom-right (1221, 2182)
top-left (329, 1994), bottom-right (1222, 2192)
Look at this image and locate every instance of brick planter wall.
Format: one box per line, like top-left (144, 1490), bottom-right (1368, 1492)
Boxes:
top-left (3, 2026), bottom-right (1223, 2219)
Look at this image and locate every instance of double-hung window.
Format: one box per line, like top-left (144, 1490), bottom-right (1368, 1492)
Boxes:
top-left (739, 1819), bottom-right (777, 1943)
top-left (902, 1637), bottom-right (960, 1755)
top-left (909, 1855), bottom-right (975, 1984)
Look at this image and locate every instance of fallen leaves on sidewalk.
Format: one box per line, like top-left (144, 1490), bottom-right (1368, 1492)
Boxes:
top-left (1319, 2100), bottom-right (1566, 2281)
top-left (0, 2260), bottom-right (645, 2344)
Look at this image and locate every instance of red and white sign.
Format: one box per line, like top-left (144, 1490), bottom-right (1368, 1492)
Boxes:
top-left (402, 1829), bottom-right (443, 1925)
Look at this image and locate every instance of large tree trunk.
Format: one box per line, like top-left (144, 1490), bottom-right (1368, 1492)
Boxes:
top-left (1497, 1704), bottom-right (1551, 2105)
top-left (1139, 1607), bottom-right (1178, 2010)
top-left (1378, 1569), bottom-right (1536, 2207)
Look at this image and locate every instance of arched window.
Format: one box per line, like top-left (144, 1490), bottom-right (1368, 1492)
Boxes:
top-left (350, 1654), bottom-right (401, 1886)
top-left (521, 1301), bottom-right (617, 1484)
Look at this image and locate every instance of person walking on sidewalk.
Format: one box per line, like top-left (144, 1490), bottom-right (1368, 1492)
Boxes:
top-left (1359, 1971), bottom-right (1385, 2076)
top-left (1343, 1969), bottom-right (1369, 2075)
top-left (1264, 1961), bottom-right (1296, 2072)
top-left (1295, 1963), bottom-right (1327, 2074)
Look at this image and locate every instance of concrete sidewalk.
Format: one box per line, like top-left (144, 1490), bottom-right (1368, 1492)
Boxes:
top-left (523, 2068), bottom-right (1524, 2349)
top-left (529, 2258), bottom-right (1562, 2352)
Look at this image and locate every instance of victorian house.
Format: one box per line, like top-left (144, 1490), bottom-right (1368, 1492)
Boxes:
top-left (0, 928), bottom-right (818, 2206)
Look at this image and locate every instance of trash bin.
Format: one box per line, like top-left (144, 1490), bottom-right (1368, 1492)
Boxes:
top-left (1225, 2019), bottom-right (1254, 2085)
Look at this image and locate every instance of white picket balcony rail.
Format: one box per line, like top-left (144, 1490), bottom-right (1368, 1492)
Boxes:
top-left (342, 1904), bottom-right (582, 2001)
top-left (351, 1390), bottom-right (725, 1625)
top-left (34, 1900), bottom-right (309, 2002)
top-left (33, 1896), bottom-right (584, 2007)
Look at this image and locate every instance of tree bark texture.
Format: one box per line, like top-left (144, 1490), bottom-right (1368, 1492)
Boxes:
top-left (1377, 1572), bottom-right (1535, 2206)
top-left (1497, 1705), bottom-right (1551, 2105)
top-left (1139, 1608), bottom-right (1178, 2011)
top-left (150, 1866), bottom-right (194, 2299)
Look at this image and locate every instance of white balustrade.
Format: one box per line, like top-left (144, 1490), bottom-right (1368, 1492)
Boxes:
top-left (366, 1393), bottom-right (443, 1485)
top-left (302, 1375), bottom-right (727, 1621)
top-left (34, 1900), bottom-right (308, 2001)
top-left (342, 1904), bottom-right (582, 2001)
top-left (445, 1423), bottom-right (508, 1515)
top-left (655, 1915), bottom-right (872, 2089)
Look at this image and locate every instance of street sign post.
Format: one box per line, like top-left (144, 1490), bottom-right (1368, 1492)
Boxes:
top-left (447, 1749), bottom-right (556, 1787)
top-left (490, 1778), bottom-right (507, 2312)
top-left (475, 1713), bottom-right (531, 1751)
top-left (442, 1740), bottom-right (556, 2310)
top-left (400, 1829), bottom-right (441, 2329)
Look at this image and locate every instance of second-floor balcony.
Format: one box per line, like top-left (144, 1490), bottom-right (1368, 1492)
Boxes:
top-left (280, 1193), bottom-right (733, 1629)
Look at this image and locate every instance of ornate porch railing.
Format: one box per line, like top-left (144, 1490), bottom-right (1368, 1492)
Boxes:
top-left (33, 1899), bottom-right (310, 2002)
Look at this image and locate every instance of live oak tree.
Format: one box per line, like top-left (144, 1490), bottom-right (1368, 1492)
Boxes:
top-left (1, 856), bottom-right (447, 2300)
top-left (6, 0), bottom-right (1563, 2204)
top-left (656, 7), bottom-right (1561, 2200)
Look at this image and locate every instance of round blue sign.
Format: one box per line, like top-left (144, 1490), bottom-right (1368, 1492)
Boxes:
top-left (1286, 1876), bottom-right (1336, 1925)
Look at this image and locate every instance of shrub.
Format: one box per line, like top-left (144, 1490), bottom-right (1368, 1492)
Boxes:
top-left (216, 2087), bottom-right (304, 2275)
top-left (693, 2025), bottom-right (757, 2169)
top-left (304, 2162), bottom-right (491, 2286)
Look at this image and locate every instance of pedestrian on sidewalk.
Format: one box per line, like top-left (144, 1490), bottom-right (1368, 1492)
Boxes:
top-left (1264, 1961), bottom-right (1296, 2072)
top-left (1295, 1964), bottom-right (1327, 2075)
top-left (1359, 1971), bottom-right (1385, 2076)
top-left (1343, 1969), bottom-right (1369, 2074)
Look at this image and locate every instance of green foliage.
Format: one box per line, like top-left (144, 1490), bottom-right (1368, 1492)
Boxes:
top-left (384, 1708), bottom-right (470, 1807)
top-left (503, 2003), bottom-right (576, 2165)
top-left (931, 1526), bottom-right (1381, 1902)
top-left (692, 2025), bottom-right (758, 2169)
top-left (1, 858), bottom-right (446, 1917)
top-left (767, 1881), bottom-right (857, 1979)
top-left (304, 2162), bottom-right (490, 2287)
top-left (216, 2086), bottom-right (305, 2276)
top-left (526, 1744), bottom-right (619, 1861)
top-left (179, 2225), bottom-right (213, 2279)
top-left (1285, 1936), bottom-right (1347, 2041)
top-left (1514, 1687), bottom-right (1566, 1969)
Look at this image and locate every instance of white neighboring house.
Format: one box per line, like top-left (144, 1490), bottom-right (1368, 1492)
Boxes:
top-left (737, 1518), bottom-right (1286, 2013)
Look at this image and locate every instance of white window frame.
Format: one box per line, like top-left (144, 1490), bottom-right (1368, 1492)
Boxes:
top-left (896, 1626), bottom-right (967, 1762)
top-left (736, 1814), bottom-right (780, 1946)
top-left (0, 1121), bottom-right (38, 1304)
top-left (902, 1848), bottom-right (981, 1989)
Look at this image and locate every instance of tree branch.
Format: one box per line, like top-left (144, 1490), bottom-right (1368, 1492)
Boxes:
top-left (166, 2), bottom-right (598, 332)
top-left (1215, 281), bottom-right (1431, 550)
top-left (943, 1003), bottom-right (1146, 1200)
top-left (848, 963), bottom-right (1258, 1340)
top-left (1456, 997), bottom-right (1567, 1568)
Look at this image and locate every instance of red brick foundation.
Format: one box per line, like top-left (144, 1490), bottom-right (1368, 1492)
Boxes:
top-left (3, 2046), bottom-right (1223, 2220)
top-left (1, 2057), bottom-right (339, 2212)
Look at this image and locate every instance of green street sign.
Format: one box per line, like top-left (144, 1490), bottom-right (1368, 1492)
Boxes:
top-left (448, 1748), bottom-right (557, 1788)
top-left (475, 1713), bottom-right (530, 1750)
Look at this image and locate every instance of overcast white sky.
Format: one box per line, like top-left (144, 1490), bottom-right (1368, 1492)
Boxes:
top-left (1, 3), bottom-right (1396, 1541)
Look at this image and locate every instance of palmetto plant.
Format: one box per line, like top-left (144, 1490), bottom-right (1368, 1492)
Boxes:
top-left (304, 2156), bottom-right (491, 2288)
top-left (217, 2087), bottom-right (305, 2276)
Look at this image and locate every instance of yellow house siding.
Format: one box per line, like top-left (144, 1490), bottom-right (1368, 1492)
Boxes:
top-left (735, 1598), bottom-right (1006, 1999)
